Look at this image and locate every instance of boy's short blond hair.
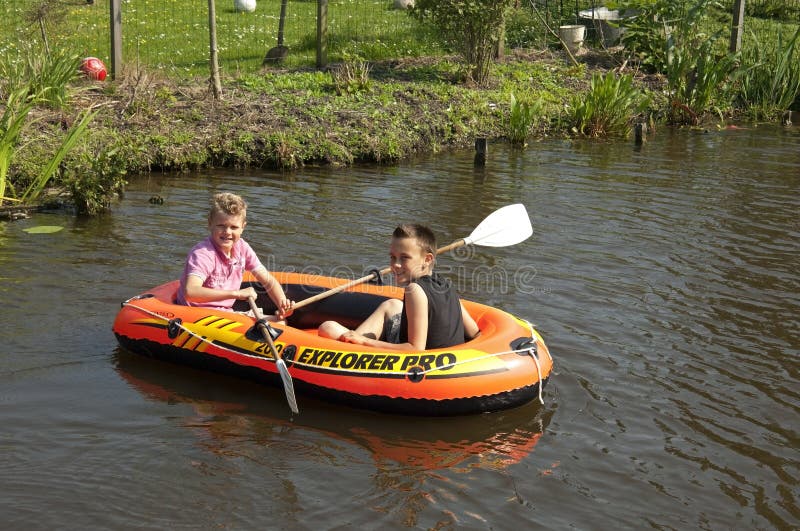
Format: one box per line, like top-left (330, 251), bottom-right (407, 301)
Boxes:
top-left (209, 192), bottom-right (247, 221)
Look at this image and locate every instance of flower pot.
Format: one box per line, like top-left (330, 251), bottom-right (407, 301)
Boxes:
top-left (558, 25), bottom-right (586, 55)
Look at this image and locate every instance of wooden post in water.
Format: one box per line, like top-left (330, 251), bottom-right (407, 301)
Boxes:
top-left (634, 122), bottom-right (647, 146)
top-left (109, 0), bottom-right (122, 79)
top-left (729, 0), bottom-right (746, 53)
top-left (475, 138), bottom-right (488, 166)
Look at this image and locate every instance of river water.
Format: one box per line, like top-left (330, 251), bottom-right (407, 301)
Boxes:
top-left (1, 125), bottom-right (798, 529)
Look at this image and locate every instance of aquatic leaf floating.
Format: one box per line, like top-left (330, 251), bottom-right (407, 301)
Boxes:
top-left (22, 226), bottom-right (64, 234)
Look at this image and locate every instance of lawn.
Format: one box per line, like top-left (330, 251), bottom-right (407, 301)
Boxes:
top-left (0, 0), bottom-right (443, 77)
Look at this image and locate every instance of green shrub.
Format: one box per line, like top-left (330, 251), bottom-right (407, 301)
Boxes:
top-left (570, 72), bottom-right (649, 137)
top-left (64, 138), bottom-right (128, 215)
top-left (410, 0), bottom-right (516, 86)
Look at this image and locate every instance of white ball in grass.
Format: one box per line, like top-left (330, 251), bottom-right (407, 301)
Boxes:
top-left (234, 0), bottom-right (256, 13)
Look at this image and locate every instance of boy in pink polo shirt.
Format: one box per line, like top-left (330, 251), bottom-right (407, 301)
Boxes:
top-left (176, 192), bottom-right (293, 319)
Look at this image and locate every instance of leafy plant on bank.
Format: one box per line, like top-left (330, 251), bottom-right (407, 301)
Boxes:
top-left (1, 89), bottom-right (98, 207)
top-left (570, 72), bottom-right (649, 137)
top-left (0, 41), bottom-right (81, 109)
top-left (736, 26), bottom-right (800, 121)
top-left (64, 139), bottom-right (128, 215)
top-left (611, 0), bottom-right (724, 75)
top-left (0, 89), bottom-right (36, 204)
top-left (0, 41), bottom-right (104, 209)
top-left (330, 54), bottom-right (372, 96)
top-left (507, 92), bottom-right (543, 146)
top-left (612, 0), bottom-right (739, 124)
top-left (665, 29), bottom-right (739, 124)
top-left (22, 107), bottom-right (99, 206)
top-left (410, 0), bottom-right (517, 86)
top-left (610, 0), bottom-right (685, 73)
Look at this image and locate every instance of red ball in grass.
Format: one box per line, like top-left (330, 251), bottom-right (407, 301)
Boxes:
top-left (80, 57), bottom-right (107, 81)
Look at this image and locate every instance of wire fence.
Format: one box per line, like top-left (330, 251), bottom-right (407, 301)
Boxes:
top-left (0, 0), bottom-right (798, 79)
top-left (0, 0), bottom-right (438, 77)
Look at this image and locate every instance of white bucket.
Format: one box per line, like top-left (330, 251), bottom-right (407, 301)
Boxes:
top-left (579, 7), bottom-right (631, 47)
top-left (558, 25), bottom-right (586, 55)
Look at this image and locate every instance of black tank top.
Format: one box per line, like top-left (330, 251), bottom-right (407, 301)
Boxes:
top-left (399, 273), bottom-right (466, 349)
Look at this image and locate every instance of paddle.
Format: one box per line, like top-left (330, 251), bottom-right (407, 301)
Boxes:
top-left (248, 297), bottom-right (299, 414)
top-left (292, 203), bottom-right (533, 310)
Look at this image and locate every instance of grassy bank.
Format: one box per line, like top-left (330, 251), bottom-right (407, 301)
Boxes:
top-left (5, 49), bottom-right (665, 214)
top-left (1, 0), bottom-right (798, 215)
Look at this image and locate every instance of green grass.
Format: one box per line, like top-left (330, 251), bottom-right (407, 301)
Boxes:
top-left (0, 0), bottom-right (442, 78)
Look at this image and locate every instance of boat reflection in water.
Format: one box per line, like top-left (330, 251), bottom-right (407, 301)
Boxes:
top-left (114, 348), bottom-right (550, 472)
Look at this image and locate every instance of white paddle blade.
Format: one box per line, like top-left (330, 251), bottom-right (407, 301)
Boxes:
top-left (464, 203), bottom-right (532, 247)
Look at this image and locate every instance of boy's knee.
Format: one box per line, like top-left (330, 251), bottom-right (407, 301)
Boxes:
top-left (319, 320), bottom-right (345, 339)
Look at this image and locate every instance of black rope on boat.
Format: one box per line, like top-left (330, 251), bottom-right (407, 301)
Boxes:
top-left (367, 268), bottom-right (384, 285)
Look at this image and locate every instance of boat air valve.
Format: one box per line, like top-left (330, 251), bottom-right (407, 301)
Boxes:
top-left (167, 318), bottom-right (183, 339)
top-left (406, 366), bottom-right (425, 383)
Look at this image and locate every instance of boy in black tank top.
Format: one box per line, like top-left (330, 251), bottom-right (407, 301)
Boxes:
top-left (318, 224), bottom-right (480, 350)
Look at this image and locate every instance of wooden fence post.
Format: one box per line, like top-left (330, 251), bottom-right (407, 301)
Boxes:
top-left (317, 0), bottom-right (328, 68)
top-left (109, 0), bottom-right (122, 79)
top-left (208, 0), bottom-right (223, 99)
top-left (729, 0), bottom-right (746, 53)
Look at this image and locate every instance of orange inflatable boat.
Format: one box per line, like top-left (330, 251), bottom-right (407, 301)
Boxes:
top-left (113, 271), bottom-right (553, 416)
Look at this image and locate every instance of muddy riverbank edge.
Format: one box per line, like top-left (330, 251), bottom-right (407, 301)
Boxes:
top-left (11, 50), bottom-right (672, 213)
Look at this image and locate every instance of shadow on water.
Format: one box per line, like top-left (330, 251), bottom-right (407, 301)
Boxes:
top-left (113, 348), bottom-right (553, 472)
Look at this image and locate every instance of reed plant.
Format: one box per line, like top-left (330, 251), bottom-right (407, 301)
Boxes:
top-left (0, 87), bottom-right (43, 205)
top-left (506, 92), bottom-right (543, 146)
top-left (570, 72), bottom-right (648, 137)
top-left (736, 26), bottom-right (800, 121)
top-left (0, 42), bottom-right (81, 108)
top-left (1, 45), bottom-right (98, 208)
top-left (19, 107), bottom-right (97, 205)
top-left (665, 31), bottom-right (739, 124)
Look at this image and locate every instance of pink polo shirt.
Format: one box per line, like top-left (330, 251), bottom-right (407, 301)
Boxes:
top-left (176, 236), bottom-right (264, 310)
